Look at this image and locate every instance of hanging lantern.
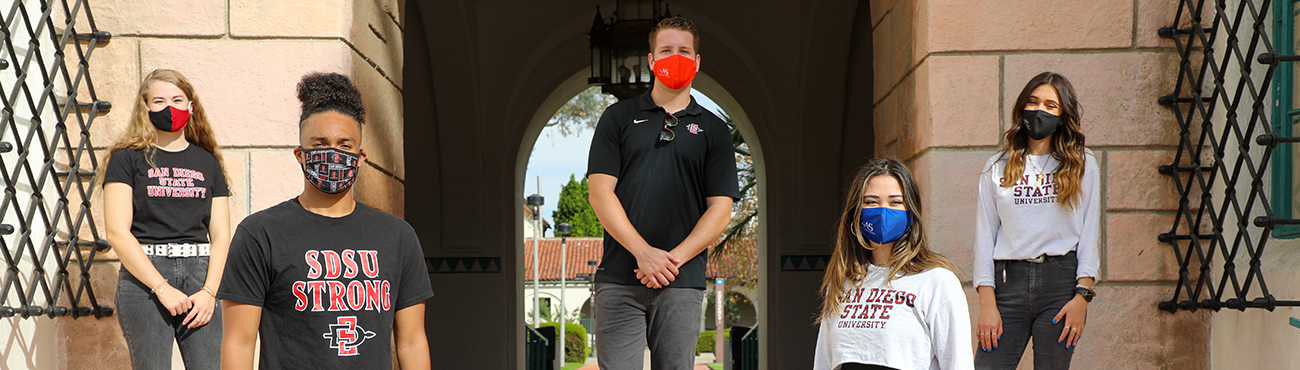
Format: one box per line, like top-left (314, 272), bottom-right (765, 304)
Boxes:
top-left (587, 0), bottom-right (670, 99)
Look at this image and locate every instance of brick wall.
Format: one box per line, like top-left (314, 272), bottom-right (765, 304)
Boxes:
top-left (54, 1), bottom-right (405, 369)
top-left (871, 0), bottom-right (1210, 368)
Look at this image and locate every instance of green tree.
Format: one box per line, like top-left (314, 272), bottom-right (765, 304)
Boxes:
top-left (547, 86), bottom-right (616, 137)
top-left (710, 112), bottom-right (758, 288)
top-left (552, 175), bottom-right (605, 237)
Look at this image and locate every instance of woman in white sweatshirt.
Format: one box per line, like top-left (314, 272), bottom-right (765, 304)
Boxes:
top-left (814, 158), bottom-right (973, 370)
top-left (973, 72), bottom-right (1100, 370)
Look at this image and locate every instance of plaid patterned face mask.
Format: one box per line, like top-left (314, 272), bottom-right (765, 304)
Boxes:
top-left (300, 147), bottom-right (360, 194)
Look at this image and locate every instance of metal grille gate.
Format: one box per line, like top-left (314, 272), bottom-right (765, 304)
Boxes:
top-left (0, 0), bottom-right (112, 320)
top-left (1158, 0), bottom-right (1300, 313)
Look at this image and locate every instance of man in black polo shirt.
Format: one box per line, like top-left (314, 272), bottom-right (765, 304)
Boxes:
top-left (586, 16), bottom-right (740, 370)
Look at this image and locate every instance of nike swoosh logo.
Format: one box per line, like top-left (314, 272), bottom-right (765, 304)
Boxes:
top-left (633, 119), bottom-right (648, 124)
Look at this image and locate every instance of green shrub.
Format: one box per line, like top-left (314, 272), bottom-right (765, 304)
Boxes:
top-left (542, 322), bottom-right (589, 362)
top-left (695, 329), bottom-right (731, 355)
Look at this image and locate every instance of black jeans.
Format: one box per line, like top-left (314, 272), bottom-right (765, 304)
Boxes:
top-left (839, 363), bottom-right (899, 370)
top-left (974, 252), bottom-right (1079, 370)
top-left (116, 255), bottom-right (221, 370)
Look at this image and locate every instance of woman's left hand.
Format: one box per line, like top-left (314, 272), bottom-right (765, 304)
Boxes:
top-left (1053, 295), bottom-right (1088, 349)
top-left (183, 291), bottom-right (216, 329)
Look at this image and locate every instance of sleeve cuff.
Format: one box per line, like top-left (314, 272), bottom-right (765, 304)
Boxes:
top-left (214, 293), bottom-right (264, 307)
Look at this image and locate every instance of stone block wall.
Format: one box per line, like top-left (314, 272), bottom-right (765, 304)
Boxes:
top-left (872, 0), bottom-right (1211, 368)
top-left (52, 1), bottom-right (405, 369)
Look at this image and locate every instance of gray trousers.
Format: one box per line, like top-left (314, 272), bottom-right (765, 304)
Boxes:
top-left (594, 282), bottom-right (705, 370)
top-left (116, 255), bottom-right (221, 370)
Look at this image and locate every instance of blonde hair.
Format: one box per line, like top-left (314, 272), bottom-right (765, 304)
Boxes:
top-left (97, 69), bottom-right (227, 186)
top-left (817, 158), bottom-right (960, 322)
top-left (999, 72), bottom-right (1087, 209)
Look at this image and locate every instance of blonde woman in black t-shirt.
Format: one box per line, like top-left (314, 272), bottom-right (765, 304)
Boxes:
top-left (98, 69), bottom-right (230, 370)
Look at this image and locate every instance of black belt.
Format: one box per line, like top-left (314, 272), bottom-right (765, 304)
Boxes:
top-left (1002, 251), bottom-right (1076, 264)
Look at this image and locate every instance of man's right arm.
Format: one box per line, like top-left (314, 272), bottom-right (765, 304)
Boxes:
top-left (587, 173), bottom-right (680, 288)
top-left (221, 300), bottom-right (261, 370)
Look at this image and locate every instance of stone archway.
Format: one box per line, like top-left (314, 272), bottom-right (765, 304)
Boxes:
top-left (514, 68), bottom-right (770, 361)
top-left (403, 2), bottom-right (874, 368)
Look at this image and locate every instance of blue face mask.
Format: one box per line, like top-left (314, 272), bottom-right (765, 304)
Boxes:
top-left (860, 207), bottom-right (912, 245)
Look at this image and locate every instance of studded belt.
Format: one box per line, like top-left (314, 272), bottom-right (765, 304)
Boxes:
top-left (141, 243), bottom-right (211, 258)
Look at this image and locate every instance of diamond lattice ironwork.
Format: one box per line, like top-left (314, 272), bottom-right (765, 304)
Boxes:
top-left (0, 0), bottom-right (112, 320)
top-left (1158, 0), bottom-right (1300, 313)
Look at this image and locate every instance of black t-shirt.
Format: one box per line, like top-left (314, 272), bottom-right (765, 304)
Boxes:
top-left (217, 198), bottom-right (434, 370)
top-left (104, 146), bottom-right (229, 244)
top-left (586, 91), bottom-right (741, 288)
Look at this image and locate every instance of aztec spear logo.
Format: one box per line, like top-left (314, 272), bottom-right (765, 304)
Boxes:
top-left (323, 316), bottom-right (377, 356)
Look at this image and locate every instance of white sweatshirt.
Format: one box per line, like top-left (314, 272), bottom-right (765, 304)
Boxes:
top-left (814, 264), bottom-right (973, 370)
top-left (972, 151), bottom-right (1101, 288)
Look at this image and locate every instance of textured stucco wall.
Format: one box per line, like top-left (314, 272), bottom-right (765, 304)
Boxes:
top-left (53, 1), bottom-right (405, 369)
top-left (871, 0), bottom-right (1211, 368)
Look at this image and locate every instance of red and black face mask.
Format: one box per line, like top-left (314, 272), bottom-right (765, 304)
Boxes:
top-left (148, 104), bottom-right (191, 132)
top-left (300, 147), bottom-right (361, 194)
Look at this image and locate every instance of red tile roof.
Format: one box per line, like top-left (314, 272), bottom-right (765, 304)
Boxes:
top-left (522, 238), bottom-right (754, 281)
top-left (522, 237), bottom-right (603, 281)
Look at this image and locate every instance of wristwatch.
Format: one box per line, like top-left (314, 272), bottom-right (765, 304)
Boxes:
top-left (1073, 287), bottom-right (1095, 302)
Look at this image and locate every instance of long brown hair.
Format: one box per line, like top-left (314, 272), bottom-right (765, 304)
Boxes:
top-left (97, 69), bottom-right (227, 186)
top-left (817, 158), bottom-right (959, 322)
top-left (999, 71), bottom-right (1086, 209)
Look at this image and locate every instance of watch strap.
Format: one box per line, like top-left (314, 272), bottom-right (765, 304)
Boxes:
top-left (1073, 287), bottom-right (1095, 302)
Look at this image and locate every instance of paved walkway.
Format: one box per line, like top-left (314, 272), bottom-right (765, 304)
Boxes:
top-left (574, 365), bottom-right (712, 370)
top-left (575, 350), bottom-right (717, 369)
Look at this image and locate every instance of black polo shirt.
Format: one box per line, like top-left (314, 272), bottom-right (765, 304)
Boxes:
top-left (586, 91), bottom-right (740, 288)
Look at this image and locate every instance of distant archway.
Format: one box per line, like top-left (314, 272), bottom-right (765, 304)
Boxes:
top-left (405, 2), bottom-right (875, 368)
top-left (515, 70), bottom-right (767, 360)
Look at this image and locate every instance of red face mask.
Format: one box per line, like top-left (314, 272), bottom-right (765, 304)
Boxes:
top-left (653, 54), bottom-right (698, 90)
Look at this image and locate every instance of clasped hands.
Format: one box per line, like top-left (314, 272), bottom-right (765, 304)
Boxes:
top-left (632, 247), bottom-right (686, 289)
top-left (156, 284), bottom-right (218, 329)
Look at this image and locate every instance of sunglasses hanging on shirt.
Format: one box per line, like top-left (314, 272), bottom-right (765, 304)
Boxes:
top-left (659, 113), bottom-right (679, 142)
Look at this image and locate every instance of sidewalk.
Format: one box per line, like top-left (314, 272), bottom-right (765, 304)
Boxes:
top-left (575, 350), bottom-right (717, 369)
top-left (575, 364), bottom-right (713, 370)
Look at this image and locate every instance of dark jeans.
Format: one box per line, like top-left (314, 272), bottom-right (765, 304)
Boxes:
top-left (594, 282), bottom-right (705, 370)
top-left (974, 252), bottom-right (1079, 370)
top-left (116, 255), bottom-right (221, 370)
top-left (840, 363), bottom-right (899, 370)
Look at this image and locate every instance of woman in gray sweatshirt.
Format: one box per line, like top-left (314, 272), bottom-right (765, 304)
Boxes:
top-left (972, 72), bottom-right (1101, 370)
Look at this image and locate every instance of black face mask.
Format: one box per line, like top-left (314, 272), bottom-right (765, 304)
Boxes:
top-left (1020, 109), bottom-right (1061, 140)
top-left (300, 147), bottom-right (360, 194)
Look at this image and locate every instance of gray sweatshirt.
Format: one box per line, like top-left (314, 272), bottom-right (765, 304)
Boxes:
top-left (973, 150), bottom-right (1101, 288)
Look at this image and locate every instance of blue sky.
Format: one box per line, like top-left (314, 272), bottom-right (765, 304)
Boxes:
top-left (523, 89), bottom-right (724, 236)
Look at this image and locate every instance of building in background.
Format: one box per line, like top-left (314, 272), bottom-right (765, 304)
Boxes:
top-left (0, 0), bottom-right (1284, 369)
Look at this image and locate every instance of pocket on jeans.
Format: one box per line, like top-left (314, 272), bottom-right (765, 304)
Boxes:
top-left (116, 269), bottom-right (152, 303)
top-left (1051, 254), bottom-right (1078, 270)
top-left (195, 256), bottom-right (210, 271)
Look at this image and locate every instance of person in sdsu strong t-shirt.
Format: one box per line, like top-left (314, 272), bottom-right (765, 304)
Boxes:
top-left (218, 72), bottom-right (432, 370)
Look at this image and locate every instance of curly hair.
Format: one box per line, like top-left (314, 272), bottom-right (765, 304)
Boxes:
top-left (296, 72), bottom-right (365, 125)
top-left (98, 69), bottom-right (228, 188)
top-left (998, 72), bottom-right (1087, 209)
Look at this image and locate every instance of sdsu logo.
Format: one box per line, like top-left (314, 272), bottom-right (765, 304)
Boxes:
top-left (687, 123), bottom-right (703, 135)
top-left (322, 316), bottom-right (376, 356)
